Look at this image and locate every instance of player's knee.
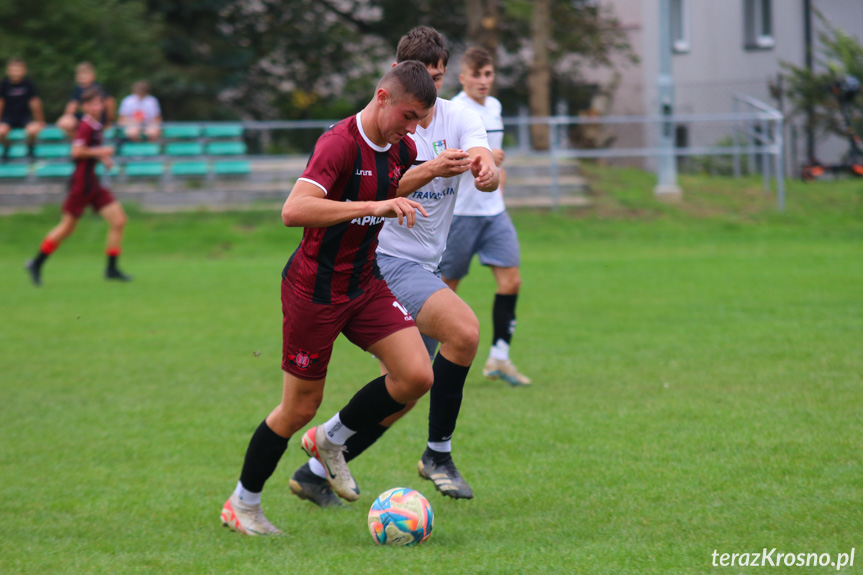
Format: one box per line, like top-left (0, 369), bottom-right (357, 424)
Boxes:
top-left (394, 362), bottom-right (434, 398)
top-left (448, 317), bottom-right (480, 355)
top-left (112, 212), bottom-right (128, 229)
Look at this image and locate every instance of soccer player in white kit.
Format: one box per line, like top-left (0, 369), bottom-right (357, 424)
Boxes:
top-left (440, 46), bottom-right (531, 387)
top-left (288, 26), bottom-right (499, 504)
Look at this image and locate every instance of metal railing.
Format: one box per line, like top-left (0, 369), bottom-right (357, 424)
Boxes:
top-left (502, 97), bottom-right (786, 210)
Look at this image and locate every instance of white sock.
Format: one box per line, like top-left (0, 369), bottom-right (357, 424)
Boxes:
top-left (234, 481), bottom-right (261, 506)
top-left (323, 413), bottom-right (356, 445)
top-left (308, 457), bottom-right (327, 478)
top-left (489, 339), bottom-right (510, 361)
top-left (428, 440), bottom-right (452, 453)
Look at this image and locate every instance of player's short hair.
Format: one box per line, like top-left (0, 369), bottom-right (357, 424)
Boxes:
top-left (76, 61), bottom-right (95, 74)
top-left (461, 46), bottom-right (494, 73)
top-left (378, 61), bottom-right (437, 109)
top-left (80, 86), bottom-right (103, 104)
top-left (396, 26), bottom-right (449, 69)
top-left (7, 57), bottom-right (26, 67)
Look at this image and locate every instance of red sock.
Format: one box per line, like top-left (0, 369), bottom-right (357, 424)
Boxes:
top-left (40, 238), bottom-right (58, 255)
top-left (106, 247), bottom-right (121, 257)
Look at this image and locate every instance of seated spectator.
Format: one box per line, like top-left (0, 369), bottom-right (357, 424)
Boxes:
top-left (56, 62), bottom-right (116, 139)
top-left (118, 81), bottom-right (162, 141)
top-left (0, 57), bottom-right (45, 160)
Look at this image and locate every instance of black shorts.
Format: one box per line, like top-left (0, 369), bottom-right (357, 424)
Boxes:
top-left (0, 115), bottom-right (33, 129)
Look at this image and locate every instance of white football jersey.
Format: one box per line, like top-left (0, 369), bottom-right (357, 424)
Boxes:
top-left (376, 97), bottom-right (490, 271)
top-left (451, 92), bottom-right (506, 217)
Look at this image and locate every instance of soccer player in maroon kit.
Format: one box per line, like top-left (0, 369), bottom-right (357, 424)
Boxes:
top-left (220, 61), bottom-right (438, 536)
top-left (25, 87), bottom-right (131, 286)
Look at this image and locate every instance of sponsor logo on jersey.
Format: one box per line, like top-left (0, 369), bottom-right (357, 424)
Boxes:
top-left (350, 215), bottom-right (386, 226)
top-left (354, 169), bottom-right (373, 176)
top-left (410, 187), bottom-right (455, 201)
top-left (432, 139), bottom-right (447, 156)
top-left (286, 349), bottom-right (320, 370)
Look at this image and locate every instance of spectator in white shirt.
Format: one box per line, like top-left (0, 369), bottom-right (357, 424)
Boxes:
top-left (118, 81), bottom-right (161, 141)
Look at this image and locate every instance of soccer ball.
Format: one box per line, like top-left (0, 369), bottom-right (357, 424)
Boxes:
top-left (367, 487), bottom-right (434, 546)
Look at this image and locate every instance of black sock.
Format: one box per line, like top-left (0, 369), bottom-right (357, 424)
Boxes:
top-left (107, 255), bottom-right (118, 272)
top-left (238, 420), bottom-right (289, 493)
top-left (428, 352), bottom-right (470, 444)
top-left (32, 250), bottom-right (49, 269)
top-left (344, 423), bottom-right (389, 463)
top-left (492, 293), bottom-right (518, 346)
top-left (338, 375), bottom-right (405, 432)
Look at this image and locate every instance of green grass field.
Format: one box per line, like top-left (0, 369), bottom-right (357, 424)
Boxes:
top-left (1, 170), bottom-right (861, 574)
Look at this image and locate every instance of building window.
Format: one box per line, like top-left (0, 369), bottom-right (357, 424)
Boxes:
top-left (744, 0), bottom-right (774, 50)
top-left (670, 0), bottom-right (690, 53)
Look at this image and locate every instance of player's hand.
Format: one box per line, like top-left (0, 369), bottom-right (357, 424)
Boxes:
top-left (102, 156), bottom-right (115, 170)
top-left (101, 146), bottom-right (115, 158)
top-left (428, 149), bottom-right (471, 178)
top-left (493, 148), bottom-right (506, 166)
top-left (470, 155), bottom-right (497, 190)
top-left (374, 197), bottom-right (428, 228)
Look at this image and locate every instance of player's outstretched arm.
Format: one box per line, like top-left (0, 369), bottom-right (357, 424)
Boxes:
top-left (283, 180), bottom-right (428, 228)
top-left (397, 148), bottom-right (472, 196)
top-left (467, 146), bottom-right (500, 192)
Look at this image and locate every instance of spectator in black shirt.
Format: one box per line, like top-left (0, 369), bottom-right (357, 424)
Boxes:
top-left (57, 62), bottom-right (116, 139)
top-left (0, 58), bottom-right (45, 160)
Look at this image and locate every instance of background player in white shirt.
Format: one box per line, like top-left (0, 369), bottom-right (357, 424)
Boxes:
top-left (289, 26), bottom-right (499, 505)
top-left (440, 47), bottom-right (531, 387)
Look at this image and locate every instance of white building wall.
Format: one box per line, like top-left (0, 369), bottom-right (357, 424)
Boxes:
top-left (583, 0), bottom-right (863, 170)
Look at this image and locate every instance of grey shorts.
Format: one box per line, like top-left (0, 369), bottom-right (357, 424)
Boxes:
top-left (439, 212), bottom-right (521, 280)
top-left (377, 253), bottom-right (446, 359)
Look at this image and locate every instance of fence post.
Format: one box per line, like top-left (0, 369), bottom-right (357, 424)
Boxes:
top-left (761, 116), bottom-right (770, 194)
top-left (732, 97), bottom-right (741, 178)
top-left (550, 116), bottom-right (560, 210)
top-left (518, 106), bottom-right (530, 155)
top-left (775, 115), bottom-right (786, 211)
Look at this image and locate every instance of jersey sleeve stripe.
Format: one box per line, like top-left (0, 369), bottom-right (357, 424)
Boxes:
top-left (297, 177), bottom-right (328, 196)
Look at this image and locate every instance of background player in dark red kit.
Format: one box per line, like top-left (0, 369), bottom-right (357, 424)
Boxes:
top-left (220, 61), bottom-right (438, 536)
top-left (25, 87), bottom-right (131, 286)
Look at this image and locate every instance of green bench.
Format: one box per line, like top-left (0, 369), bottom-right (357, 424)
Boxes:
top-left (118, 142), bottom-right (161, 157)
top-left (0, 164), bottom-right (29, 178)
top-left (206, 141), bottom-right (247, 156)
top-left (163, 125), bottom-right (202, 139)
top-left (35, 163), bottom-right (74, 178)
top-left (125, 162), bottom-right (165, 177)
top-left (170, 161), bottom-right (209, 177)
top-left (34, 144), bottom-right (72, 159)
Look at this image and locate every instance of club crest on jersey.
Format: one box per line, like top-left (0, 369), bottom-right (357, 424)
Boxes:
top-left (389, 163), bottom-right (405, 184)
top-left (286, 349), bottom-right (320, 370)
top-left (432, 139), bottom-right (447, 156)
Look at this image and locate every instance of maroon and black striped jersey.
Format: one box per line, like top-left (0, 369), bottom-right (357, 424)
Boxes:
top-left (70, 115), bottom-right (102, 193)
top-left (282, 113), bottom-right (416, 304)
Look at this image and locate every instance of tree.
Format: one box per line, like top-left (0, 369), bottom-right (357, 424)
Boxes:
top-left (493, 0), bottom-right (636, 150)
top-left (780, 12), bottom-right (863, 158)
top-left (0, 0), bottom-right (164, 119)
top-left (465, 0), bottom-right (501, 60)
top-left (529, 0), bottom-right (552, 149)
